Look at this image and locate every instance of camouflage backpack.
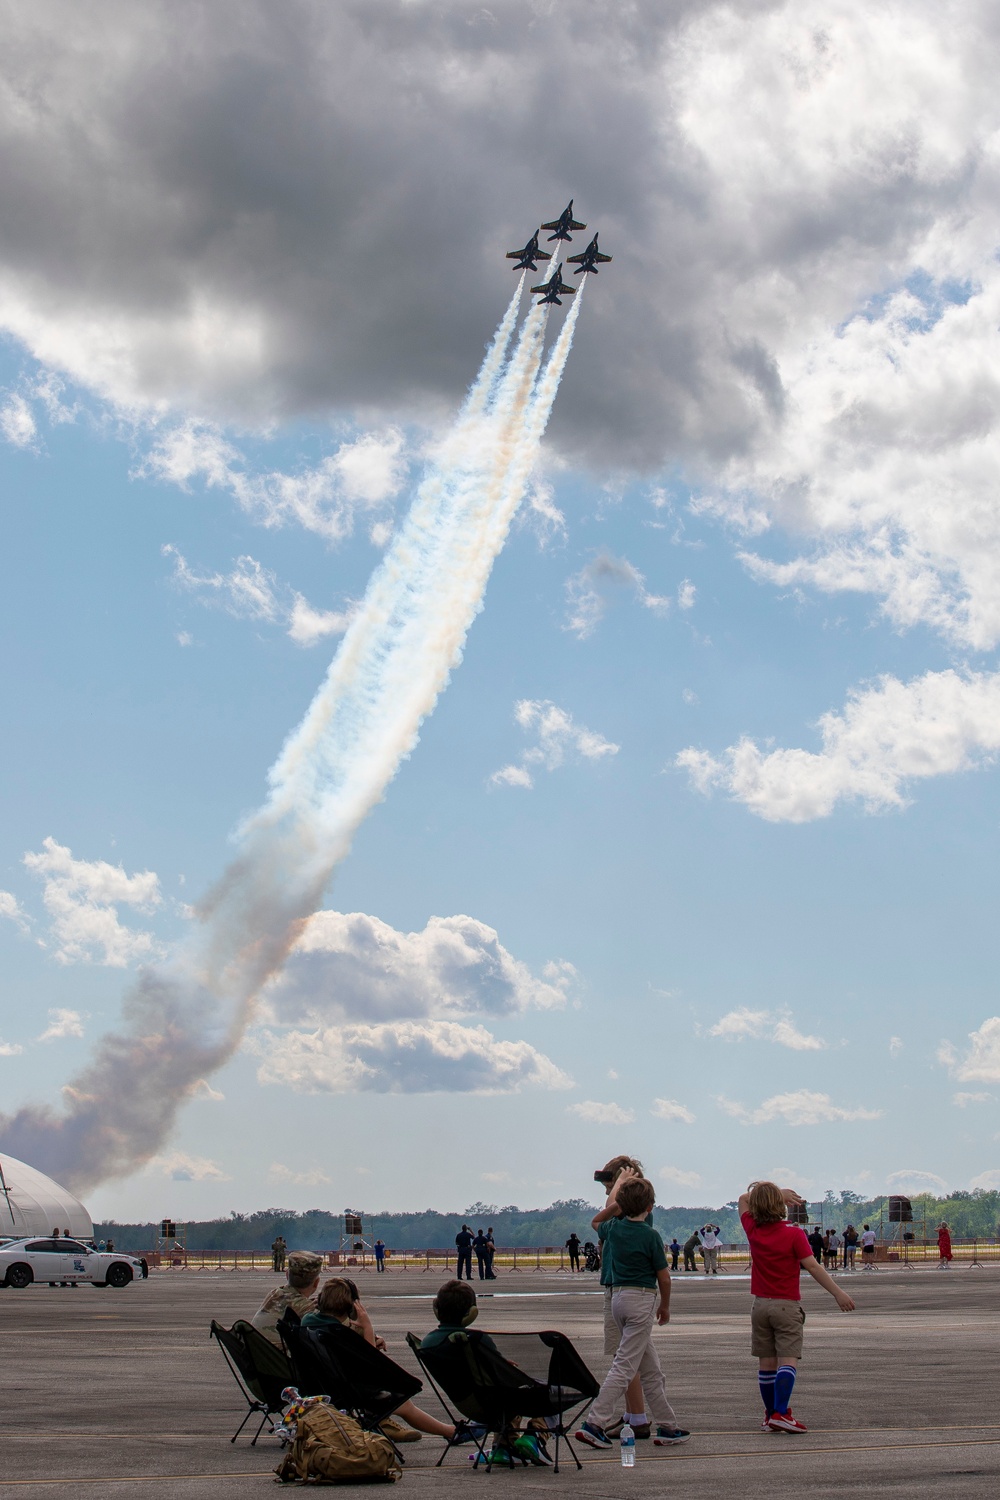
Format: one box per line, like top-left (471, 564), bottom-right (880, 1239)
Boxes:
top-left (275, 1403), bottom-right (402, 1485)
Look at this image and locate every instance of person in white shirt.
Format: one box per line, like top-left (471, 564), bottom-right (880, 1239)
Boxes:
top-left (700, 1224), bottom-right (722, 1275)
top-left (860, 1225), bottom-right (877, 1269)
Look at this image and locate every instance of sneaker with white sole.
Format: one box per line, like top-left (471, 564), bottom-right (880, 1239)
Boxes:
top-left (767, 1409), bottom-right (807, 1434)
top-left (653, 1426), bottom-right (691, 1445)
top-left (575, 1421), bottom-right (612, 1449)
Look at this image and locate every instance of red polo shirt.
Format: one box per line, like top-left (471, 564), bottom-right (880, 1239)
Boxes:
top-left (741, 1211), bottom-right (812, 1301)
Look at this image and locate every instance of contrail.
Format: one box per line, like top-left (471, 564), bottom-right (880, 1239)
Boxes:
top-left (0, 281), bottom-right (581, 1193)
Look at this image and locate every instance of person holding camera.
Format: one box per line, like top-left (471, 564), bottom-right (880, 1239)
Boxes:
top-left (700, 1224), bottom-right (722, 1275)
top-left (591, 1155), bottom-right (654, 1437)
top-left (576, 1169), bottom-right (689, 1448)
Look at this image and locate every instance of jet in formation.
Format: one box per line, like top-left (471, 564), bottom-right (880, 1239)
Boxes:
top-left (530, 263), bottom-right (577, 306)
top-left (541, 200), bottom-right (587, 242)
top-left (567, 233), bottom-right (612, 275)
top-left (505, 231), bottom-right (553, 272)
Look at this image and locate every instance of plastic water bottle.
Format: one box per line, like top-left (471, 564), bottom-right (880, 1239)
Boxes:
top-left (620, 1423), bottom-right (635, 1467)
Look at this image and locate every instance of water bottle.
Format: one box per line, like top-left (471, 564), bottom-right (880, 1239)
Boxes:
top-left (620, 1423), bottom-right (635, 1467)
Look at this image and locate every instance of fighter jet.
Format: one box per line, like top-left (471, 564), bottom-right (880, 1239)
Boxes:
top-left (505, 231), bottom-right (553, 272)
top-left (567, 233), bottom-right (612, 275)
top-left (541, 200), bottom-right (587, 242)
top-left (530, 263), bottom-right (577, 306)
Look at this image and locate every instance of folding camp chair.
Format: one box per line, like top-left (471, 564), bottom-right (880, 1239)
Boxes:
top-left (209, 1319), bottom-right (294, 1444)
top-left (279, 1316), bottom-right (423, 1463)
top-left (407, 1328), bottom-right (598, 1473)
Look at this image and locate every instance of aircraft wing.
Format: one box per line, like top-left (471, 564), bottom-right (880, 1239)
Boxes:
top-left (593, 250), bottom-right (612, 262)
top-left (540, 218), bottom-right (562, 231)
top-left (568, 218), bottom-right (586, 231)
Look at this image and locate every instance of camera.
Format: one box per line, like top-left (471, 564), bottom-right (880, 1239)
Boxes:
top-left (594, 1169), bottom-right (615, 1185)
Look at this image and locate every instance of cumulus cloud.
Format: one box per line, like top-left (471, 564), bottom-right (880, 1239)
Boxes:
top-left (23, 837), bottom-right (162, 967)
top-left (263, 909), bottom-right (573, 1026)
top-left (0, 891), bottom-right (30, 936)
top-left (145, 1150), bottom-right (229, 1181)
top-left (0, 1039), bottom-right (24, 1058)
top-left (252, 909), bottom-right (573, 1096)
top-left (679, 669), bottom-right (1000, 823)
top-left (658, 1166), bottom-right (701, 1189)
top-left (709, 1007), bottom-right (825, 1051)
top-left (954, 1091), bottom-right (992, 1107)
top-left (144, 423), bottom-right (406, 542)
top-left (885, 1169), bottom-right (948, 1195)
top-left (651, 1098), bottom-right (696, 1124)
top-left (490, 699), bottom-right (619, 790)
top-left (719, 1090), bottom-right (881, 1126)
top-left (2, 0), bottom-right (997, 489)
top-left (939, 1018), bottom-right (1000, 1083)
top-left (969, 1169), bottom-right (1000, 1191)
top-left (163, 544), bottom-right (350, 646)
top-left (564, 554), bottom-right (670, 639)
top-left (256, 1019), bottom-right (571, 1096)
top-left (0, 392), bottom-right (36, 447)
top-left (566, 1100), bottom-right (636, 1126)
top-left (37, 1008), bottom-right (85, 1043)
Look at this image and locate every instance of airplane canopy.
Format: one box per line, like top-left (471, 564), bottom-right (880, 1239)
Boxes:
top-left (0, 1153), bottom-right (93, 1240)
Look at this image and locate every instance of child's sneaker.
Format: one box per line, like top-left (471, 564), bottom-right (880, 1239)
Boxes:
top-left (452, 1420), bottom-right (488, 1445)
top-left (575, 1421), bottom-right (612, 1449)
top-left (760, 1415), bottom-right (773, 1432)
top-left (767, 1409), bottom-right (807, 1433)
top-left (652, 1426), bottom-right (690, 1445)
top-left (512, 1432), bottom-right (553, 1466)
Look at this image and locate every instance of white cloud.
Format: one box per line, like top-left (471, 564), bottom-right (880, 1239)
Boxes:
top-left (651, 1098), bottom-right (696, 1124)
top-left (490, 700), bottom-right (619, 790)
top-left (885, 1169), bottom-right (949, 1195)
top-left (0, 1039), bottom-right (24, 1057)
top-left (954, 1091), bottom-right (992, 1107)
top-left (719, 1090), bottom-right (881, 1126)
top-left (519, 479), bottom-right (567, 547)
top-left (37, 1008), bottom-right (85, 1042)
top-left (565, 554), bottom-right (670, 639)
top-left (566, 1100), bottom-right (636, 1126)
top-left (678, 669), bottom-right (1000, 823)
top-left (144, 423), bottom-right (406, 543)
top-left (163, 544), bottom-right (350, 647)
top-left (23, 837), bottom-right (162, 967)
top-left (263, 909), bottom-right (572, 1026)
top-left (709, 269), bottom-right (1000, 654)
top-left (0, 392), bottom-right (36, 447)
top-left (969, 1170), bottom-right (1000, 1191)
top-left (889, 1036), bottom-right (904, 1057)
top-left (677, 580), bottom-right (696, 610)
top-left (709, 1007), bottom-right (826, 1051)
top-left (146, 1151), bottom-right (229, 1182)
top-left (256, 1019), bottom-right (572, 1096)
top-left (269, 1163), bottom-right (331, 1187)
top-left (658, 1166), bottom-right (702, 1190)
top-left (0, 891), bottom-right (30, 935)
top-left (939, 1018), bottom-right (1000, 1083)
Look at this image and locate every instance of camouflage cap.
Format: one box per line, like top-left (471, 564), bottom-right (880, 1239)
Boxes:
top-left (286, 1249), bottom-right (324, 1285)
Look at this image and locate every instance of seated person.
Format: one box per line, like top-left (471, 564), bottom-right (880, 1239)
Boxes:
top-left (303, 1278), bottom-right (484, 1446)
top-left (252, 1249), bottom-right (323, 1347)
top-left (419, 1280), bottom-right (552, 1467)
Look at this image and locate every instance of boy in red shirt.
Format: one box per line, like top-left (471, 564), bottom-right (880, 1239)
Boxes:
top-left (739, 1181), bottom-right (855, 1433)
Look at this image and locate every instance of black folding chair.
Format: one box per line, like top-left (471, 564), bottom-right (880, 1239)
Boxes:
top-left (279, 1316), bottom-right (423, 1463)
top-left (209, 1319), bottom-right (294, 1444)
top-left (407, 1328), bottom-right (598, 1473)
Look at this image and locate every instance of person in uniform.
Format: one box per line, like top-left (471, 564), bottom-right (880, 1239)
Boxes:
top-left (251, 1249), bottom-right (323, 1346)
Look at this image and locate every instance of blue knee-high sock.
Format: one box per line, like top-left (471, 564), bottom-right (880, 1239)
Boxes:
top-left (774, 1365), bottom-right (796, 1414)
top-left (757, 1371), bottom-right (776, 1415)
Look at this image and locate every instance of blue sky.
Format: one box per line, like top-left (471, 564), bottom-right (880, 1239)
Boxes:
top-left (2, 0), bottom-right (1000, 1223)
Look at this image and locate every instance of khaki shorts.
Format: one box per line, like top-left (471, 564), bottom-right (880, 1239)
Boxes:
top-left (750, 1297), bottom-right (805, 1361)
top-left (603, 1287), bottom-right (621, 1355)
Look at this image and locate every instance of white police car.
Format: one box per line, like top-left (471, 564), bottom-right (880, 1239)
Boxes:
top-left (0, 1236), bottom-right (148, 1289)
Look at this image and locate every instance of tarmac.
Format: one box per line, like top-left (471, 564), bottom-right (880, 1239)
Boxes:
top-left (2, 1262), bottom-right (999, 1497)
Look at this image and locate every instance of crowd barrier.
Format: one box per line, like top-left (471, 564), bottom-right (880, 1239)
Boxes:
top-left (140, 1239), bottom-right (1000, 1271)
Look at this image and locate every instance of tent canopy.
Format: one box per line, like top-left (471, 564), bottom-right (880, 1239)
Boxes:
top-left (0, 1153), bottom-right (93, 1240)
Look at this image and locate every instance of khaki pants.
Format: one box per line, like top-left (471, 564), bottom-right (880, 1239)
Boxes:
top-left (591, 1287), bottom-right (677, 1431)
top-left (702, 1246), bottom-right (719, 1273)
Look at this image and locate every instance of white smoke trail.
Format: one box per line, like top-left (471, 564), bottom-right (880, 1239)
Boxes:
top-left (0, 283), bottom-right (581, 1192)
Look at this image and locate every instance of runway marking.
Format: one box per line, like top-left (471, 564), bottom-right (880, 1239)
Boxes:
top-left (0, 1475), bottom-right (273, 1488)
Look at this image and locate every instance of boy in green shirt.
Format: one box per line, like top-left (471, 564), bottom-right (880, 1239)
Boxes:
top-left (576, 1170), bottom-right (689, 1448)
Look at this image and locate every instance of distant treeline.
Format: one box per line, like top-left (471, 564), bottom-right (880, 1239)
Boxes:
top-left (94, 1188), bottom-right (1000, 1254)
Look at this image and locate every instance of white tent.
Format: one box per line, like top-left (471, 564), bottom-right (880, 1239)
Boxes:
top-left (0, 1153), bottom-right (93, 1240)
